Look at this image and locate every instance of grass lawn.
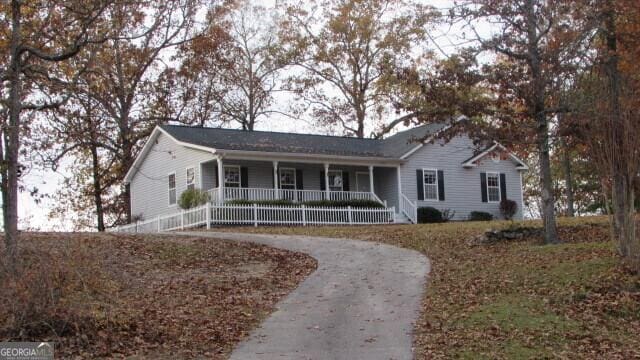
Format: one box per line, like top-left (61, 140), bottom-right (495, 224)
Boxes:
top-left (0, 233), bottom-right (316, 359)
top-left (216, 216), bottom-right (640, 359)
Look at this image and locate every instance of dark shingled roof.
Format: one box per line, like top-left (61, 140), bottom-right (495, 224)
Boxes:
top-left (160, 123), bottom-right (446, 159)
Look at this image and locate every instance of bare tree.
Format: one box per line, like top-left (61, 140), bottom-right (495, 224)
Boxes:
top-left (568, 0), bottom-right (640, 270)
top-left (1, 0), bottom-right (114, 271)
top-left (45, 0), bottom-right (199, 226)
top-left (39, 82), bottom-right (118, 232)
top-left (279, 0), bottom-right (437, 138)
top-left (168, 1), bottom-right (290, 130)
top-left (455, 0), bottom-right (589, 244)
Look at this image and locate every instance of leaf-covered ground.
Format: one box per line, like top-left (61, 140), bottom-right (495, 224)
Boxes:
top-left (216, 216), bottom-right (640, 359)
top-left (0, 233), bottom-right (316, 359)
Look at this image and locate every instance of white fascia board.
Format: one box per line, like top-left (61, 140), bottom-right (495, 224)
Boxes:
top-left (461, 143), bottom-right (500, 168)
top-left (400, 143), bottom-right (424, 160)
top-left (461, 142), bottom-right (529, 171)
top-left (399, 124), bottom-right (453, 160)
top-left (123, 126), bottom-right (218, 184)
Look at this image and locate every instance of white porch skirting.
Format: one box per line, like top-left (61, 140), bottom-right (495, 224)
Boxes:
top-left (114, 203), bottom-right (395, 233)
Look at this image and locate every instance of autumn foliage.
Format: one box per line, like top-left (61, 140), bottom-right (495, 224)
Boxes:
top-left (0, 233), bottom-right (316, 358)
top-left (225, 217), bottom-right (640, 358)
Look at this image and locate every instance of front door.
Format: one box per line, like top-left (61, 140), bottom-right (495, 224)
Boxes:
top-left (356, 172), bottom-right (370, 192)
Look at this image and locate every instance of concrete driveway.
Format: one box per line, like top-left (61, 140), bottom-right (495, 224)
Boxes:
top-left (183, 231), bottom-right (430, 360)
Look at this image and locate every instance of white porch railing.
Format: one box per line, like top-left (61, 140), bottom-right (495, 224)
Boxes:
top-left (400, 193), bottom-right (418, 224)
top-left (207, 187), bottom-right (381, 204)
top-left (114, 203), bottom-right (395, 232)
top-left (207, 189), bottom-right (220, 205)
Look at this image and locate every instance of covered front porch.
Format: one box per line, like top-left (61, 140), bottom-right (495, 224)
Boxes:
top-left (199, 156), bottom-right (400, 209)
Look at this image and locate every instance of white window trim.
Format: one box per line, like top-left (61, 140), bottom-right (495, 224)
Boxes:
top-left (422, 168), bottom-right (439, 202)
top-left (327, 169), bottom-right (344, 191)
top-left (223, 165), bottom-right (241, 188)
top-left (185, 166), bottom-right (196, 190)
top-left (168, 172), bottom-right (177, 207)
top-left (486, 172), bottom-right (501, 203)
top-left (355, 171), bottom-right (370, 192)
top-left (279, 167), bottom-right (297, 189)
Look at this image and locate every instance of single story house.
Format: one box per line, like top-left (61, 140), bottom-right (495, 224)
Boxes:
top-left (122, 123), bottom-right (527, 227)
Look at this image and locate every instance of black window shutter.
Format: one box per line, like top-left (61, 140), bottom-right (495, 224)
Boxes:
top-left (296, 169), bottom-right (303, 189)
top-left (213, 166), bottom-right (218, 188)
top-left (416, 169), bottom-right (424, 201)
top-left (240, 167), bottom-right (248, 188)
top-left (480, 172), bottom-right (488, 203)
top-left (500, 173), bottom-right (507, 201)
top-left (320, 171), bottom-right (326, 190)
top-left (437, 170), bottom-right (445, 201)
top-left (342, 171), bottom-right (350, 191)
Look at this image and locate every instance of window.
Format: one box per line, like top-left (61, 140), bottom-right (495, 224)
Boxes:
top-left (279, 168), bottom-right (296, 190)
top-left (487, 172), bottom-right (500, 202)
top-left (224, 166), bottom-right (240, 188)
top-left (168, 173), bottom-right (176, 205)
top-left (328, 170), bottom-right (343, 191)
top-left (186, 167), bottom-right (195, 190)
top-left (423, 169), bottom-right (439, 201)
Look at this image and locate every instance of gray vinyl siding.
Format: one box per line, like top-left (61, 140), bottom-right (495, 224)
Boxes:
top-left (400, 135), bottom-right (525, 220)
top-left (201, 160), bottom-right (216, 191)
top-left (129, 133), bottom-right (215, 220)
top-left (373, 167), bottom-right (398, 209)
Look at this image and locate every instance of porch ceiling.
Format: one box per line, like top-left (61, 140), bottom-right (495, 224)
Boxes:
top-left (218, 150), bottom-right (402, 167)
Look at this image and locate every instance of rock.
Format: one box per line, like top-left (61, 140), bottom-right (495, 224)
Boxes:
top-left (468, 226), bottom-right (543, 245)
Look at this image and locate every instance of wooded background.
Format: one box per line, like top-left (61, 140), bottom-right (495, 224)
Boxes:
top-left (1, 0), bottom-right (639, 271)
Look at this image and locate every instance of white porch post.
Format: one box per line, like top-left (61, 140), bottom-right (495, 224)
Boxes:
top-left (324, 163), bottom-right (330, 200)
top-left (217, 156), bottom-right (224, 204)
top-left (368, 165), bottom-right (375, 194)
top-left (273, 161), bottom-right (279, 199)
top-left (396, 165), bottom-right (402, 208)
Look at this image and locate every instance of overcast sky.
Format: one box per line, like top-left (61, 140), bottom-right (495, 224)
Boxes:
top-left (19, 0), bottom-right (485, 231)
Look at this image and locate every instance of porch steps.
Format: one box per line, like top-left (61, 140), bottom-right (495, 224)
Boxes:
top-left (394, 212), bottom-right (412, 224)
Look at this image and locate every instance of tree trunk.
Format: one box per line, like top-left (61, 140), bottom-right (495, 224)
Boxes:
top-left (602, 178), bottom-right (611, 215)
top-left (537, 124), bottom-right (560, 244)
top-left (4, 0), bottom-right (23, 273)
top-left (90, 142), bottom-right (105, 232)
top-left (526, 0), bottom-right (558, 244)
top-left (355, 105), bottom-right (365, 138)
top-left (603, 1), bottom-right (638, 270)
top-left (119, 115), bottom-right (133, 224)
top-left (612, 174), bottom-right (638, 261)
top-left (0, 132), bottom-right (9, 252)
top-left (560, 136), bottom-right (575, 217)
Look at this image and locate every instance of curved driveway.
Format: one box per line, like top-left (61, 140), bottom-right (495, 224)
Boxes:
top-left (183, 231), bottom-right (430, 360)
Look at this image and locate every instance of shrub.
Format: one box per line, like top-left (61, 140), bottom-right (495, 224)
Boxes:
top-left (303, 199), bottom-right (385, 208)
top-left (441, 209), bottom-right (456, 222)
top-left (178, 188), bottom-right (210, 209)
top-left (224, 198), bottom-right (385, 208)
top-left (468, 211), bottom-right (494, 221)
top-left (500, 199), bottom-right (518, 220)
top-left (417, 207), bottom-right (443, 223)
top-left (227, 199), bottom-right (294, 206)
